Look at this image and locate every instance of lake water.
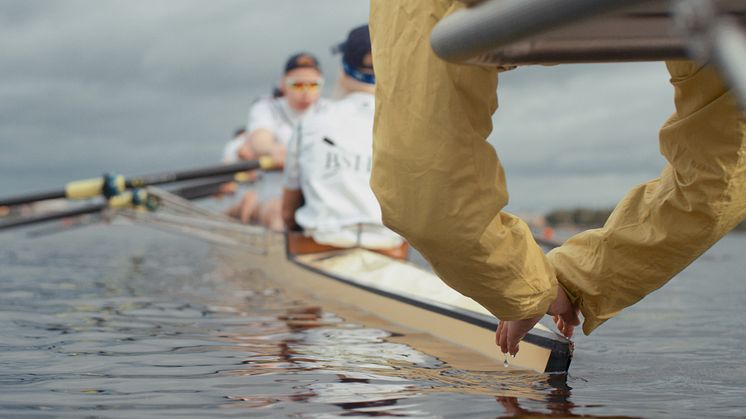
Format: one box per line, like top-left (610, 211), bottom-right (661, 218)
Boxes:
top-left (1, 222), bottom-right (744, 418)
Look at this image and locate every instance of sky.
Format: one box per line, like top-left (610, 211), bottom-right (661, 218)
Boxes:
top-left (0, 0), bottom-right (677, 213)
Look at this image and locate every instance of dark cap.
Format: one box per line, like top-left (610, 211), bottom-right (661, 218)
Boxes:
top-left (333, 25), bottom-right (374, 84)
top-left (284, 52), bottom-right (321, 74)
top-left (340, 25), bottom-right (372, 71)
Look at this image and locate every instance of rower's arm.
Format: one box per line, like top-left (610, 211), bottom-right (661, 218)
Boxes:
top-left (548, 61), bottom-right (746, 335)
top-left (282, 127), bottom-right (303, 231)
top-left (281, 188), bottom-right (303, 231)
top-left (371, 0), bottom-right (746, 337)
top-left (237, 129), bottom-right (287, 171)
top-left (370, 0), bottom-right (557, 322)
top-left (242, 99), bottom-right (287, 164)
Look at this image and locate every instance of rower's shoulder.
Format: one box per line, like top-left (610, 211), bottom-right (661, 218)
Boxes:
top-left (317, 94), bottom-right (373, 117)
top-left (301, 97), bottom-right (373, 144)
top-left (302, 98), bottom-right (336, 124)
top-left (297, 106), bottom-right (339, 141)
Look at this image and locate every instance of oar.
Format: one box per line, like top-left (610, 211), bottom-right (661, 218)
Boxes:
top-left (0, 175), bottom-right (239, 232)
top-left (0, 157), bottom-right (274, 207)
top-left (1, 203), bottom-right (105, 231)
top-left (170, 175), bottom-right (238, 201)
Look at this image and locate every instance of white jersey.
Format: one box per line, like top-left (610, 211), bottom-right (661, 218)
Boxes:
top-left (221, 135), bottom-right (245, 164)
top-left (284, 92), bottom-right (402, 249)
top-left (220, 97), bottom-right (318, 165)
top-left (247, 96), bottom-right (306, 147)
top-left (245, 96), bottom-right (325, 201)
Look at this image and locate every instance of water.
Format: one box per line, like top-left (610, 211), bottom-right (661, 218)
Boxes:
top-left (1, 223), bottom-right (745, 418)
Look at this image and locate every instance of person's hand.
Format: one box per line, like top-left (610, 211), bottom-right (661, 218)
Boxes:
top-left (237, 142), bottom-right (256, 161)
top-left (495, 286), bottom-right (580, 356)
top-left (550, 286), bottom-right (580, 338)
top-left (217, 181), bottom-right (237, 195)
top-left (496, 314), bottom-right (543, 356)
top-left (270, 145), bottom-right (287, 168)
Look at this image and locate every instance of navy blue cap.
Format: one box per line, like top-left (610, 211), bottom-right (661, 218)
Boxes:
top-left (335, 25), bottom-right (374, 84)
top-left (342, 25), bottom-right (372, 71)
top-left (284, 52), bottom-right (321, 74)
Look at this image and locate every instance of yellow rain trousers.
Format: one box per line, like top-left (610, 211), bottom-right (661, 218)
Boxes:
top-left (369, 0), bottom-right (746, 335)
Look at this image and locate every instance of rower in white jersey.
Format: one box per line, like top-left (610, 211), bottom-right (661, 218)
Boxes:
top-left (225, 53), bottom-right (326, 230)
top-left (282, 25), bottom-right (404, 256)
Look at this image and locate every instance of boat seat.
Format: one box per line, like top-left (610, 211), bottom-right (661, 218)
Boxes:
top-left (286, 231), bottom-right (409, 261)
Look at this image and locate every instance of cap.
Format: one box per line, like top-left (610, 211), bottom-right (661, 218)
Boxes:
top-left (335, 25), bottom-right (374, 84)
top-left (284, 52), bottom-right (321, 74)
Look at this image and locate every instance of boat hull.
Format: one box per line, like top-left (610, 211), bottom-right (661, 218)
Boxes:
top-left (221, 233), bottom-right (573, 374)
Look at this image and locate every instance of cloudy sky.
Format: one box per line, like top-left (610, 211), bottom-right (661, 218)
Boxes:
top-left (0, 0), bottom-right (676, 213)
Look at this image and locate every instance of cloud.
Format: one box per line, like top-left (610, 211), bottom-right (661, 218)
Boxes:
top-left (0, 0), bottom-right (369, 195)
top-left (0, 0), bottom-right (686, 214)
top-left (492, 62), bottom-right (674, 211)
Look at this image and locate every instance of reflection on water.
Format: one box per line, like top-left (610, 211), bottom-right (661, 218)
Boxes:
top-left (0, 224), bottom-right (744, 417)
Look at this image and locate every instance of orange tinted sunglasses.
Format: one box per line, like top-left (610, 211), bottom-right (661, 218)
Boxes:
top-left (286, 78), bottom-right (324, 92)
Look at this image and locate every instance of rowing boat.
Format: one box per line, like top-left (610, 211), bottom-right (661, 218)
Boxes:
top-left (0, 164), bottom-right (573, 374)
top-left (122, 187), bottom-right (573, 374)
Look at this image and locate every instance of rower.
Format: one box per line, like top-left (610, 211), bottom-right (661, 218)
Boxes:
top-left (369, 0), bottom-right (746, 357)
top-left (281, 25), bottom-right (406, 260)
top-left (225, 53), bottom-right (327, 230)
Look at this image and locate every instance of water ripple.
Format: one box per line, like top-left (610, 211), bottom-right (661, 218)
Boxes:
top-left (1, 226), bottom-right (745, 417)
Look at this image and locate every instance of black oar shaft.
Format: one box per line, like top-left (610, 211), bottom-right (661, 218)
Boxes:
top-left (0, 159), bottom-right (269, 207)
top-left (168, 176), bottom-right (236, 201)
top-left (0, 204), bottom-right (105, 230)
top-left (125, 160), bottom-right (263, 188)
top-left (0, 190), bottom-right (67, 207)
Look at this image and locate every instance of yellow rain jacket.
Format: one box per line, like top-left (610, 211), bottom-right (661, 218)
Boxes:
top-left (370, 0), bottom-right (746, 334)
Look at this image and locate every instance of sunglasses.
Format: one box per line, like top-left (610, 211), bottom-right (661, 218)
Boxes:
top-left (285, 78), bottom-right (324, 92)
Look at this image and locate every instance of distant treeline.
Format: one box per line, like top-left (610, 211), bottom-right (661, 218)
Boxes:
top-left (545, 208), bottom-right (746, 232)
top-left (545, 208), bottom-right (614, 229)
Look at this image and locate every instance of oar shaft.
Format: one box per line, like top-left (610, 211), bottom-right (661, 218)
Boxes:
top-left (167, 175), bottom-right (237, 201)
top-left (0, 203), bottom-right (105, 230)
top-left (125, 160), bottom-right (263, 188)
top-left (0, 190), bottom-right (67, 207)
top-left (0, 158), bottom-right (272, 207)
